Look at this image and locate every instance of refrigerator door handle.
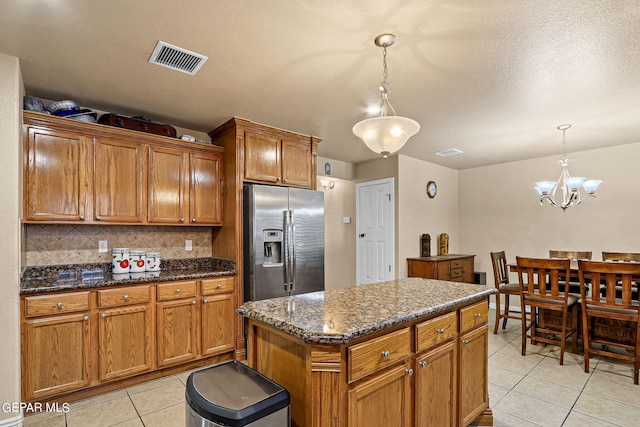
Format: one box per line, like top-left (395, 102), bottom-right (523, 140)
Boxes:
top-left (283, 210), bottom-right (290, 292)
top-left (290, 210), bottom-right (296, 291)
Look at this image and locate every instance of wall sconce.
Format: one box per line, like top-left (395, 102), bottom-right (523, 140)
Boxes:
top-left (319, 178), bottom-right (335, 191)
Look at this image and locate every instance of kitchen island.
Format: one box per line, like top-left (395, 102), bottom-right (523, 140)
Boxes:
top-left (238, 277), bottom-right (495, 427)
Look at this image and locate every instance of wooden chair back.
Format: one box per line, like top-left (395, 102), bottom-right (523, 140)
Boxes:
top-left (490, 251), bottom-right (509, 288)
top-left (517, 257), bottom-right (572, 304)
top-left (602, 252), bottom-right (640, 262)
top-left (579, 260), bottom-right (640, 310)
top-left (549, 250), bottom-right (592, 260)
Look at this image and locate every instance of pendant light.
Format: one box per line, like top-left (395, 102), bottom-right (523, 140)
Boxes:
top-left (353, 34), bottom-right (420, 158)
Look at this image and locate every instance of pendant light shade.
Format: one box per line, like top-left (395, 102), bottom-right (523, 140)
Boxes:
top-left (353, 33), bottom-right (420, 158)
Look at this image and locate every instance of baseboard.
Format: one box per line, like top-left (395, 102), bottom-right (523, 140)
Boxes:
top-left (0, 414), bottom-right (23, 427)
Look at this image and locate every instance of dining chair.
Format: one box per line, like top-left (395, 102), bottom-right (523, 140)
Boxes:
top-left (602, 252), bottom-right (640, 262)
top-left (578, 260), bottom-right (640, 384)
top-left (549, 250), bottom-right (592, 294)
top-left (491, 251), bottom-right (524, 334)
top-left (516, 256), bottom-right (578, 365)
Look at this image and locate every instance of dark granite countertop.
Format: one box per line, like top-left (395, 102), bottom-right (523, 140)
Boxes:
top-left (237, 278), bottom-right (496, 345)
top-left (20, 257), bottom-right (236, 295)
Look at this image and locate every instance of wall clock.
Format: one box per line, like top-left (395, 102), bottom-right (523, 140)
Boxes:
top-left (427, 181), bottom-right (437, 198)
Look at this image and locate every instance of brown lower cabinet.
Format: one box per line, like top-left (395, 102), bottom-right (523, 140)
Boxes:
top-left (407, 255), bottom-right (475, 283)
top-left (246, 298), bottom-right (491, 427)
top-left (20, 276), bottom-right (236, 403)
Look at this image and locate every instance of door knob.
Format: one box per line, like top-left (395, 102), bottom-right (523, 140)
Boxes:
top-left (359, 233), bottom-right (365, 238)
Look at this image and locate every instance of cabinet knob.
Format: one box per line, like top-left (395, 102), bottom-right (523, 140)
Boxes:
top-left (56, 302), bottom-right (63, 308)
top-left (276, 177), bottom-right (281, 181)
top-left (176, 289), bottom-right (181, 293)
top-left (180, 218), bottom-right (185, 223)
top-left (381, 351), bottom-right (390, 359)
top-left (462, 339), bottom-right (470, 345)
top-left (79, 215), bottom-right (84, 220)
top-left (192, 300), bottom-right (196, 305)
top-left (475, 313), bottom-right (482, 318)
top-left (83, 315), bottom-right (89, 321)
top-left (203, 299), bottom-right (208, 304)
top-left (217, 284), bottom-right (222, 289)
top-left (283, 179), bottom-right (288, 183)
top-left (191, 218), bottom-right (196, 223)
top-left (419, 361), bottom-right (427, 368)
top-left (101, 313), bottom-right (107, 318)
top-left (123, 295), bottom-right (129, 300)
top-left (405, 368), bottom-right (414, 376)
top-left (437, 328), bottom-right (445, 334)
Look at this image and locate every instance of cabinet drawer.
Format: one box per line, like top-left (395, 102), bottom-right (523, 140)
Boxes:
top-left (416, 311), bottom-right (457, 352)
top-left (349, 328), bottom-right (411, 383)
top-left (25, 292), bottom-right (90, 317)
top-left (450, 268), bottom-right (463, 280)
top-left (201, 277), bottom-right (235, 295)
top-left (451, 259), bottom-right (464, 269)
top-left (460, 300), bottom-right (488, 333)
top-left (98, 285), bottom-right (150, 308)
top-left (157, 281), bottom-right (197, 301)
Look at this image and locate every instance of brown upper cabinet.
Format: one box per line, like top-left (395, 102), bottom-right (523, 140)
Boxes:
top-left (23, 111), bottom-right (223, 226)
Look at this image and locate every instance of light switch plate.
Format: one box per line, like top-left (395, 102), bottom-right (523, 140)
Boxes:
top-left (98, 240), bottom-right (108, 253)
top-left (185, 240), bottom-right (193, 251)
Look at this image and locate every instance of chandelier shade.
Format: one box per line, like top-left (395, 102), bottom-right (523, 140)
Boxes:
top-left (535, 124), bottom-right (602, 211)
top-left (353, 33), bottom-right (420, 158)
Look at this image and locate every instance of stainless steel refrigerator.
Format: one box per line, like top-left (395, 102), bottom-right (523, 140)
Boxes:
top-left (243, 184), bottom-right (324, 301)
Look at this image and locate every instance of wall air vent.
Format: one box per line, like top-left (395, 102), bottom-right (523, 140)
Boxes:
top-left (435, 148), bottom-right (463, 157)
top-left (148, 41), bottom-right (208, 75)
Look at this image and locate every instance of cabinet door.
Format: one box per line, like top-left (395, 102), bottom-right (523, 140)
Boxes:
top-left (244, 131), bottom-right (281, 183)
top-left (281, 138), bottom-right (311, 187)
top-left (189, 151), bottom-right (223, 225)
top-left (98, 305), bottom-right (153, 381)
top-left (22, 312), bottom-right (90, 400)
top-left (437, 261), bottom-right (451, 280)
top-left (459, 326), bottom-right (489, 427)
top-left (415, 341), bottom-right (457, 427)
top-left (201, 293), bottom-right (235, 356)
top-left (157, 298), bottom-right (198, 367)
top-left (348, 363), bottom-right (412, 427)
top-left (462, 258), bottom-right (475, 283)
top-left (94, 137), bottom-right (145, 222)
top-left (148, 146), bottom-right (187, 224)
top-left (25, 126), bottom-right (88, 221)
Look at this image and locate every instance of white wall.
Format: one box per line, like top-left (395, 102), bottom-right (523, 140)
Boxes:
top-left (0, 52), bottom-right (23, 424)
top-left (397, 155), bottom-right (459, 278)
top-left (459, 142), bottom-right (640, 283)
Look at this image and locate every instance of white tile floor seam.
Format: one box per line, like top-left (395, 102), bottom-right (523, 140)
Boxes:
top-left (23, 308), bottom-right (640, 426)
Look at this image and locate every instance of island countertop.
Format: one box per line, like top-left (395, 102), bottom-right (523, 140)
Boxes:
top-left (237, 277), bottom-right (496, 344)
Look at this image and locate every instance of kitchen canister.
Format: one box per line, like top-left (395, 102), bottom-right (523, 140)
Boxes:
top-left (145, 252), bottom-right (161, 272)
top-left (112, 248), bottom-right (130, 273)
top-left (129, 251), bottom-right (146, 273)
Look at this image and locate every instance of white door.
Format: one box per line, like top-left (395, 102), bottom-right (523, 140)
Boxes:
top-left (356, 178), bottom-right (394, 285)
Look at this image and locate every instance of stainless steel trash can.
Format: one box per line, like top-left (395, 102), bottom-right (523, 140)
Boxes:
top-left (185, 360), bottom-right (290, 427)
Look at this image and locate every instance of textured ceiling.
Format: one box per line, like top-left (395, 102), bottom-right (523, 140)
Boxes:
top-left (2, 0), bottom-right (640, 169)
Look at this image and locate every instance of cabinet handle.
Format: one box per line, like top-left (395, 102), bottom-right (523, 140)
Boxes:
top-left (283, 179), bottom-right (288, 183)
top-left (123, 295), bottom-right (129, 300)
top-left (217, 284), bottom-right (222, 289)
top-left (192, 300), bottom-right (196, 305)
top-left (191, 218), bottom-right (196, 223)
top-left (79, 215), bottom-right (84, 220)
top-left (475, 313), bottom-right (482, 318)
top-left (462, 339), bottom-right (470, 345)
top-left (180, 218), bottom-right (185, 223)
top-left (381, 351), bottom-right (390, 358)
top-left (83, 315), bottom-right (89, 321)
top-left (101, 313), bottom-right (107, 318)
top-left (405, 368), bottom-right (414, 376)
top-left (176, 289), bottom-right (181, 293)
top-left (276, 177), bottom-right (281, 181)
top-left (419, 361), bottom-right (427, 368)
top-left (56, 302), bottom-right (63, 308)
top-left (437, 328), bottom-right (445, 334)
top-left (203, 299), bottom-right (208, 303)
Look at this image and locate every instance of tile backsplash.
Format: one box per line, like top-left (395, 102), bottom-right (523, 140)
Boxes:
top-left (26, 225), bottom-right (213, 266)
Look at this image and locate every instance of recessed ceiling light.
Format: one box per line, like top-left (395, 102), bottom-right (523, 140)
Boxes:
top-left (434, 148), bottom-right (463, 157)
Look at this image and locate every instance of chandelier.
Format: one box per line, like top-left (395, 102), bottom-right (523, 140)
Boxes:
top-left (535, 124), bottom-right (602, 211)
top-left (352, 34), bottom-right (420, 158)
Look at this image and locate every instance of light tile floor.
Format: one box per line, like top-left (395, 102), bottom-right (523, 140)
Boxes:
top-left (23, 308), bottom-right (640, 426)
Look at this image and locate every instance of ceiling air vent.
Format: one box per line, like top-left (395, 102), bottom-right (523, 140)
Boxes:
top-left (148, 41), bottom-right (208, 75)
top-left (435, 148), bottom-right (463, 157)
